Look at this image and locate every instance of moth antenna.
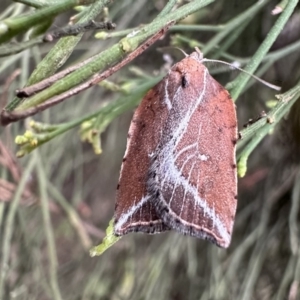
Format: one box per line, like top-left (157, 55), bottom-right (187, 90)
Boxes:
top-left (157, 46), bottom-right (188, 57)
top-left (202, 58), bottom-right (281, 91)
top-left (173, 47), bottom-right (188, 57)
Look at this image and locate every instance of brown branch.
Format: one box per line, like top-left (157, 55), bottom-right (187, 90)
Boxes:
top-left (15, 21), bottom-right (116, 98)
top-left (0, 21), bottom-right (116, 58)
top-left (43, 20), bottom-right (116, 42)
top-left (16, 56), bottom-right (98, 97)
top-left (2, 23), bottom-right (173, 125)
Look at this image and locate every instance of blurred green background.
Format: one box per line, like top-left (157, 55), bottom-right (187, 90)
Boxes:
top-left (0, 0), bottom-right (300, 299)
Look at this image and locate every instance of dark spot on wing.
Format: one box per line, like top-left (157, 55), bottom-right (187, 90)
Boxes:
top-left (181, 75), bottom-right (188, 88)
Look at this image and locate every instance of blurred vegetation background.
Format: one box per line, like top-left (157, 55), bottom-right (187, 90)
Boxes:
top-left (0, 0), bottom-right (300, 299)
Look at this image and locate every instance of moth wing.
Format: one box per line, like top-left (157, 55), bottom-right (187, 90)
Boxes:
top-left (114, 81), bottom-right (171, 235)
top-left (148, 57), bottom-right (237, 248)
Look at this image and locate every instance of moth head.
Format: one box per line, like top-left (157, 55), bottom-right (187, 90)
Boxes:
top-left (190, 47), bottom-right (204, 63)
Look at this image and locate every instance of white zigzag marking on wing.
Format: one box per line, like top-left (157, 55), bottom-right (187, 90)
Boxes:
top-left (162, 144), bottom-right (197, 187)
top-left (115, 195), bottom-right (150, 231)
top-left (193, 123), bottom-right (205, 220)
top-left (168, 152), bottom-right (197, 208)
top-left (174, 143), bottom-right (198, 161)
top-left (179, 160), bottom-right (197, 217)
top-left (169, 125), bottom-right (207, 210)
top-left (164, 76), bottom-right (182, 111)
top-left (158, 69), bottom-right (230, 244)
top-left (167, 130), bottom-right (206, 202)
top-left (164, 78), bottom-right (172, 110)
top-left (178, 126), bottom-right (203, 218)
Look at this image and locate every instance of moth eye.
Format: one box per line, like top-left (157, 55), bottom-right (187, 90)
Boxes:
top-left (181, 75), bottom-right (188, 88)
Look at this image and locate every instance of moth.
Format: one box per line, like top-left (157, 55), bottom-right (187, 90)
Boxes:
top-left (113, 49), bottom-right (238, 248)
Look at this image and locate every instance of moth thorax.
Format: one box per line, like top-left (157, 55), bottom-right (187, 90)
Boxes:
top-left (190, 47), bottom-right (204, 63)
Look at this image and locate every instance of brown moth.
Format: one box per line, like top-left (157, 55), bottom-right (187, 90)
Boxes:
top-left (114, 49), bottom-right (238, 248)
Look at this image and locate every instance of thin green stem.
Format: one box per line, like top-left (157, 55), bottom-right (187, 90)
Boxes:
top-left (0, 4), bottom-right (16, 20)
top-left (237, 80), bottom-right (300, 176)
top-left (36, 153), bottom-right (62, 300)
top-left (14, 0), bottom-right (63, 8)
top-left (0, 156), bottom-right (36, 300)
top-left (292, 248), bottom-right (300, 299)
top-left (211, 20), bottom-right (249, 59)
top-left (202, 0), bottom-right (269, 55)
top-left (237, 125), bottom-right (270, 177)
top-left (6, 0), bottom-right (114, 111)
top-left (156, 0), bottom-right (178, 18)
top-left (0, 0), bottom-right (97, 44)
top-left (289, 170), bottom-right (300, 254)
top-left (240, 223), bottom-right (281, 300)
top-left (0, 20), bottom-right (115, 57)
top-left (95, 24), bottom-right (223, 40)
top-left (0, 35), bottom-right (43, 57)
top-left (239, 80), bottom-right (300, 146)
top-left (90, 220), bottom-right (121, 256)
top-left (275, 255), bottom-right (297, 300)
top-left (172, 24), bottom-right (224, 32)
top-left (12, 0), bottom-right (214, 111)
top-left (47, 180), bottom-right (92, 250)
top-left (230, 0), bottom-right (299, 100)
top-left (95, 27), bottom-right (132, 39)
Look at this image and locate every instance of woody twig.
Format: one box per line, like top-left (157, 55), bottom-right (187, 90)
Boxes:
top-left (1, 24), bottom-right (173, 125)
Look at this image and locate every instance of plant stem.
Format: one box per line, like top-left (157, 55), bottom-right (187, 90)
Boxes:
top-left (230, 0), bottom-right (299, 100)
top-left (36, 153), bottom-right (62, 300)
top-left (6, 0), bottom-right (114, 111)
top-left (202, 0), bottom-right (269, 55)
top-left (10, 0), bottom-right (214, 111)
top-left (0, 0), bottom-right (97, 44)
top-left (0, 156), bottom-right (36, 300)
